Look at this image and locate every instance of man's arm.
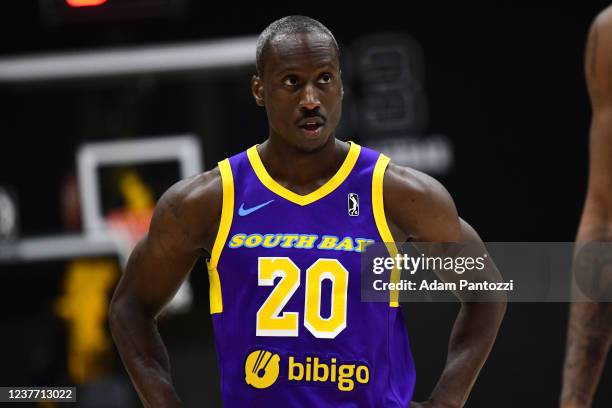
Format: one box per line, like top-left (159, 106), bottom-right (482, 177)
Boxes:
top-left (561, 7), bottom-right (612, 408)
top-left (384, 163), bottom-right (506, 408)
top-left (108, 169), bottom-right (222, 408)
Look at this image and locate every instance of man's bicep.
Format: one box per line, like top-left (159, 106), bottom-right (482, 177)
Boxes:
top-left (587, 105), bottom-right (612, 204)
top-left (126, 241), bottom-right (199, 317)
top-left (582, 12), bottom-right (612, 231)
top-left (587, 8), bottom-right (612, 188)
top-left (114, 194), bottom-right (204, 317)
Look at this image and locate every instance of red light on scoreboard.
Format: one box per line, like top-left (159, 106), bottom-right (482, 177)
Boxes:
top-left (65, 0), bottom-right (108, 7)
top-left (41, 0), bottom-right (187, 24)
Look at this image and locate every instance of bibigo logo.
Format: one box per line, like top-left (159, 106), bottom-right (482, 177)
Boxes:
top-left (244, 349), bottom-right (369, 391)
top-left (244, 349), bottom-right (281, 389)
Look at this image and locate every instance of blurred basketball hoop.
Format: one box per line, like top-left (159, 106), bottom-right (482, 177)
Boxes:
top-left (77, 135), bottom-right (202, 314)
top-left (105, 206), bottom-right (153, 260)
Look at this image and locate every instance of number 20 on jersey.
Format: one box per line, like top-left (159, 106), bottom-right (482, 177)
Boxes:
top-left (256, 257), bottom-right (349, 339)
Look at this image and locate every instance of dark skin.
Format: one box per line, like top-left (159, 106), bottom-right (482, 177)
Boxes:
top-left (108, 171), bottom-right (221, 407)
top-left (561, 6), bottom-right (612, 408)
top-left (109, 31), bottom-right (506, 408)
top-left (251, 31), bottom-right (347, 187)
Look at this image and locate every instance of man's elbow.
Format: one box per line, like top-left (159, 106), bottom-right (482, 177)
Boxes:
top-left (465, 298), bottom-right (507, 325)
top-left (108, 294), bottom-right (140, 337)
top-left (108, 292), bottom-right (156, 336)
top-left (485, 289), bottom-right (507, 320)
top-left (108, 296), bottom-right (127, 337)
top-left (488, 298), bottom-right (507, 328)
top-left (495, 298), bottom-right (508, 321)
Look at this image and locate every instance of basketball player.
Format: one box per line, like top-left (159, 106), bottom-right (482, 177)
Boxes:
top-left (109, 16), bottom-right (506, 407)
top-left (561, 6), bottom-right (612, 408)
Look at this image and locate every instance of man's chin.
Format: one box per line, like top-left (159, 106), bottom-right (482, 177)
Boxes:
top-left (293, 132), bottom-right (332, 153)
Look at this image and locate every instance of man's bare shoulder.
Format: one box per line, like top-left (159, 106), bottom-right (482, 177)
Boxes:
top-left (151, 167), bottom-right (223, 252)
top-left (384, 163), bottom-right (452, 214)
top-left (163, 168), bottom-right (222, 210)
top-left (383, 162), bottom-right (460, 242)
top-left (593, 5), bottom-right (612, 28)
top-left (589, 5), bottom-right (612, 62)
top-left (586, 6), bottom-right (612, 105)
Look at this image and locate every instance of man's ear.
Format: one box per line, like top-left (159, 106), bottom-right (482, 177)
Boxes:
top-left (251, 75), bottom-right (265, 106)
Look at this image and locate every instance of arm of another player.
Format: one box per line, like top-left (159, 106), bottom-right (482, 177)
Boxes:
top-left (108, 169), bottom-right (222, 408)
top-left (383, 163), bottom-right (506, 408)
top-left (561, 8), bottom-right (612, 408)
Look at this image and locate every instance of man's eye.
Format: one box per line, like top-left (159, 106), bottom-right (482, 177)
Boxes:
top-left (283, 76), bottom-right (298, 86)
top-left (318, 73), bottom-right (333, 84)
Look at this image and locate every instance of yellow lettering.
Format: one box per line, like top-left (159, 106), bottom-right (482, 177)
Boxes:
top-left (262, 234), bottom-right (282, 248)
top-left (284, 354), bottom-right (368, 390)
top-left (317, 236), bottom-right (338, 250)
top-left (355, 238), bottom-right (374, 252)
top-left (288, 356), bottom-right (303, 381)
top-left (295, 235), bottom-right (317, 249)
top-left (313, 357), bottom-right (329, 382)
top-left (229, 233), bottom-right (246, 248)
top-left (338, 364), bottom-right (355, 391)
top-left (331, 358), bottom-right (337, 382)
top-left (280, 234), bottom-right (299, 248)
top-left (335, 237), bottom-right (354, 251)
top-left (356, 365), bottom-right (369, 384)
top-left (245, 234), bottom-right (263, 248)
top-left (305, 356), bottom-right (312, 381)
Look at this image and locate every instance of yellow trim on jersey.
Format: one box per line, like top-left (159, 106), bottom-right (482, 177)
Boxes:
top-left (246, 142), bottom-right (361, 206)
top-left (372, 154), bottom-right (400, 307)
top-left (207, 158), bottom-right (234, 314)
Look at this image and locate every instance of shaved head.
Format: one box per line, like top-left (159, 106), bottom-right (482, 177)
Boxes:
top-left (256, 15), bottom-right (339, 77)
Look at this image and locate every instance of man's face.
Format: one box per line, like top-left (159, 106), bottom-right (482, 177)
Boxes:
top-left (252, 32), bottom-right (343, 151)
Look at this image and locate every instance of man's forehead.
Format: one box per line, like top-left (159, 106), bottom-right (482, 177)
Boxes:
top-left (267, 31), bottom-right (338, 63)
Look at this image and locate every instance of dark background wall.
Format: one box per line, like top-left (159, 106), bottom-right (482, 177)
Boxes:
top-left (0, 2), bottom-right (610, 407)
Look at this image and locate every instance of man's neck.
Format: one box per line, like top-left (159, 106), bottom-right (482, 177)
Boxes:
top-left (257, 136), bottom-right (350, 195)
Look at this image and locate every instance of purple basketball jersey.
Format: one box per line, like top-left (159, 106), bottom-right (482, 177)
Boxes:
top-left (206, 142), bottom-right (416, 407)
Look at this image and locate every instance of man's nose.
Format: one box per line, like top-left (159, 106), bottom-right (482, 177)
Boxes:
top-left (298, 84), bottom-right (321, 111)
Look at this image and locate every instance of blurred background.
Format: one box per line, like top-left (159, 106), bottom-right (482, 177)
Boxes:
top-left (0, 1), bottom-right (611, 407)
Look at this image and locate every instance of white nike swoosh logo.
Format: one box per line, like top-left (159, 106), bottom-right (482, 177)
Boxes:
top-left (238, 199), bottom-right (275, 216)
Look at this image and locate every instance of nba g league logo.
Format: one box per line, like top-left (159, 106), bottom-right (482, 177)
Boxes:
top-left (348, 193), bottom-right (359, 216)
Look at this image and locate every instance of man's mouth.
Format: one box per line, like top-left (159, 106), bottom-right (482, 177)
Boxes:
top-left (297, 117), bottom-right (325, 137)
top-left (300, 122), bottom-right (323, 131)
top-left (298, 120), bottom-right (324, 138)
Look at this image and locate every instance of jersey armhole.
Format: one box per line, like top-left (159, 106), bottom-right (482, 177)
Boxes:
top-left (206, 158), bottom-right (234, 314)
top-left (372, 154), bottom-right (400, 307)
